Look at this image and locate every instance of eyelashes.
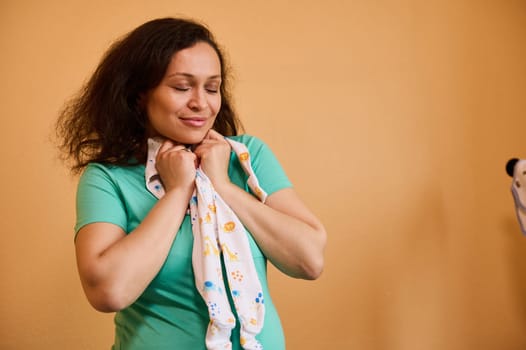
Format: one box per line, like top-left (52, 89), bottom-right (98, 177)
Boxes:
top-left (172, 86), bottom-right (219, 94)
top-left (174, 87), bottom-right (190, 92)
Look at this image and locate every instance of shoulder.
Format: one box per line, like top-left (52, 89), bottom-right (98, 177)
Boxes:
top-left (227, 134), bottom-right (292, 194)
top-left (79, 163), bottom-right (116, 184)
top-left (79, 163), bottom-right (119, 187)
top-left (226, 134), bottom-right (273, 156)
top-left (227, 134), bottom-right (266, 147)
top-left (226, 133), bottom-right (283, 162)
top-left (78, 162), bottom-right (144, 191)
top-left (81, 162), bottom-right (143, 179)
top-left (75, 163), bottom-right (133, 234)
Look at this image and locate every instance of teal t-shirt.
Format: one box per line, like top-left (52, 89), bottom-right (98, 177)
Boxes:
top-left (75, 135), bottom-right (292, 350)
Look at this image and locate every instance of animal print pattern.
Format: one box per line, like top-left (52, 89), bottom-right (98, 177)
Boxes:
top-left (146, 137), bottom-right (266, 350)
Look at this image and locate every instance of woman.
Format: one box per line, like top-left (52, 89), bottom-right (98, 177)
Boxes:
top-left (56, 17), bottom-right (326, 349)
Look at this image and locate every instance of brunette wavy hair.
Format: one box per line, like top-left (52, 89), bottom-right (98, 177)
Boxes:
top-left (56, 17), bottom-right (242, 174)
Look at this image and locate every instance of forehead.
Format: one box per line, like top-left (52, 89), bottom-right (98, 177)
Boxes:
top-left (166, 42), bottom-right (221, 76)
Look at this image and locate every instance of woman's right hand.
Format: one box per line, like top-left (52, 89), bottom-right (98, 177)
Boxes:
top-left (155, 139), bottom-right (197, 193)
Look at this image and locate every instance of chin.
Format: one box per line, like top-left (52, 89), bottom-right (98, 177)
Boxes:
top-left (169, 131), bottom-right (208, 145)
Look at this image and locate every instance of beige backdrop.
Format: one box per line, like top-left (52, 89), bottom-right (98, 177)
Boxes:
top-left (2, 0), bottom-right (526, 349)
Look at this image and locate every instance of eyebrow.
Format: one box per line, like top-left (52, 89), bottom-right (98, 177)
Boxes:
top-left (167, 72), bottom-right (221, 80)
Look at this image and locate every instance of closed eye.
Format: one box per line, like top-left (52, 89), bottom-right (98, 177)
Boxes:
top-left (174, 86), bottom-right (190, 92)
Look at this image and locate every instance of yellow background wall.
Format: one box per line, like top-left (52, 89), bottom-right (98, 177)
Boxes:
top-left (2, 1), bottom-right (526, 349)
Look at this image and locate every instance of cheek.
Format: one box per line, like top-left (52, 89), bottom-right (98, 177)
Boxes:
top-left (152, 93), bottom-right (174, 111)
top-left (145, 94), bottom-right (164, 118)
top-left (212, 96), bottom-right (222, 114)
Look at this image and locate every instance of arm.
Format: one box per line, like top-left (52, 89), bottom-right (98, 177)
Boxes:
top-left (75, 141), bottom-right (196, 312)
top-left (195, 130), bottom-right (327, 280)
top-left (216, 185), bottom-right (326, 279)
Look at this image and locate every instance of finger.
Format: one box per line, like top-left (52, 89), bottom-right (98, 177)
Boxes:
top-left (204, 129), bottom-right (225, 141)
top-left (158, 139), bottom-right (176, 154)
top-left (164, 146), bottom-right (188, 156)
top-left (160, 142), bottom-right (189, 155)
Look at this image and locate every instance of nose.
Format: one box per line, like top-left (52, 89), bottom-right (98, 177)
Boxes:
top-left (188, 88), bottom-right (207, 111)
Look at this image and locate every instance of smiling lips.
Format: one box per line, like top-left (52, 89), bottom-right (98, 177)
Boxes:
top-left (180, 117), bottom-right (207, 127)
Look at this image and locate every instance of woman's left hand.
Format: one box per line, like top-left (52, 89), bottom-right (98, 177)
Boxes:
top-left (193, 129), bottom-right (232, 188)
top-left (195, 129), bottom-right (326, 280)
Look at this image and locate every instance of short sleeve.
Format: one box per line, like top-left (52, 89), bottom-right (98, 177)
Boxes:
top-left (74, 163), bottom-right (128, 235)
top-left (232, 135), bottom-right (292, 196)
